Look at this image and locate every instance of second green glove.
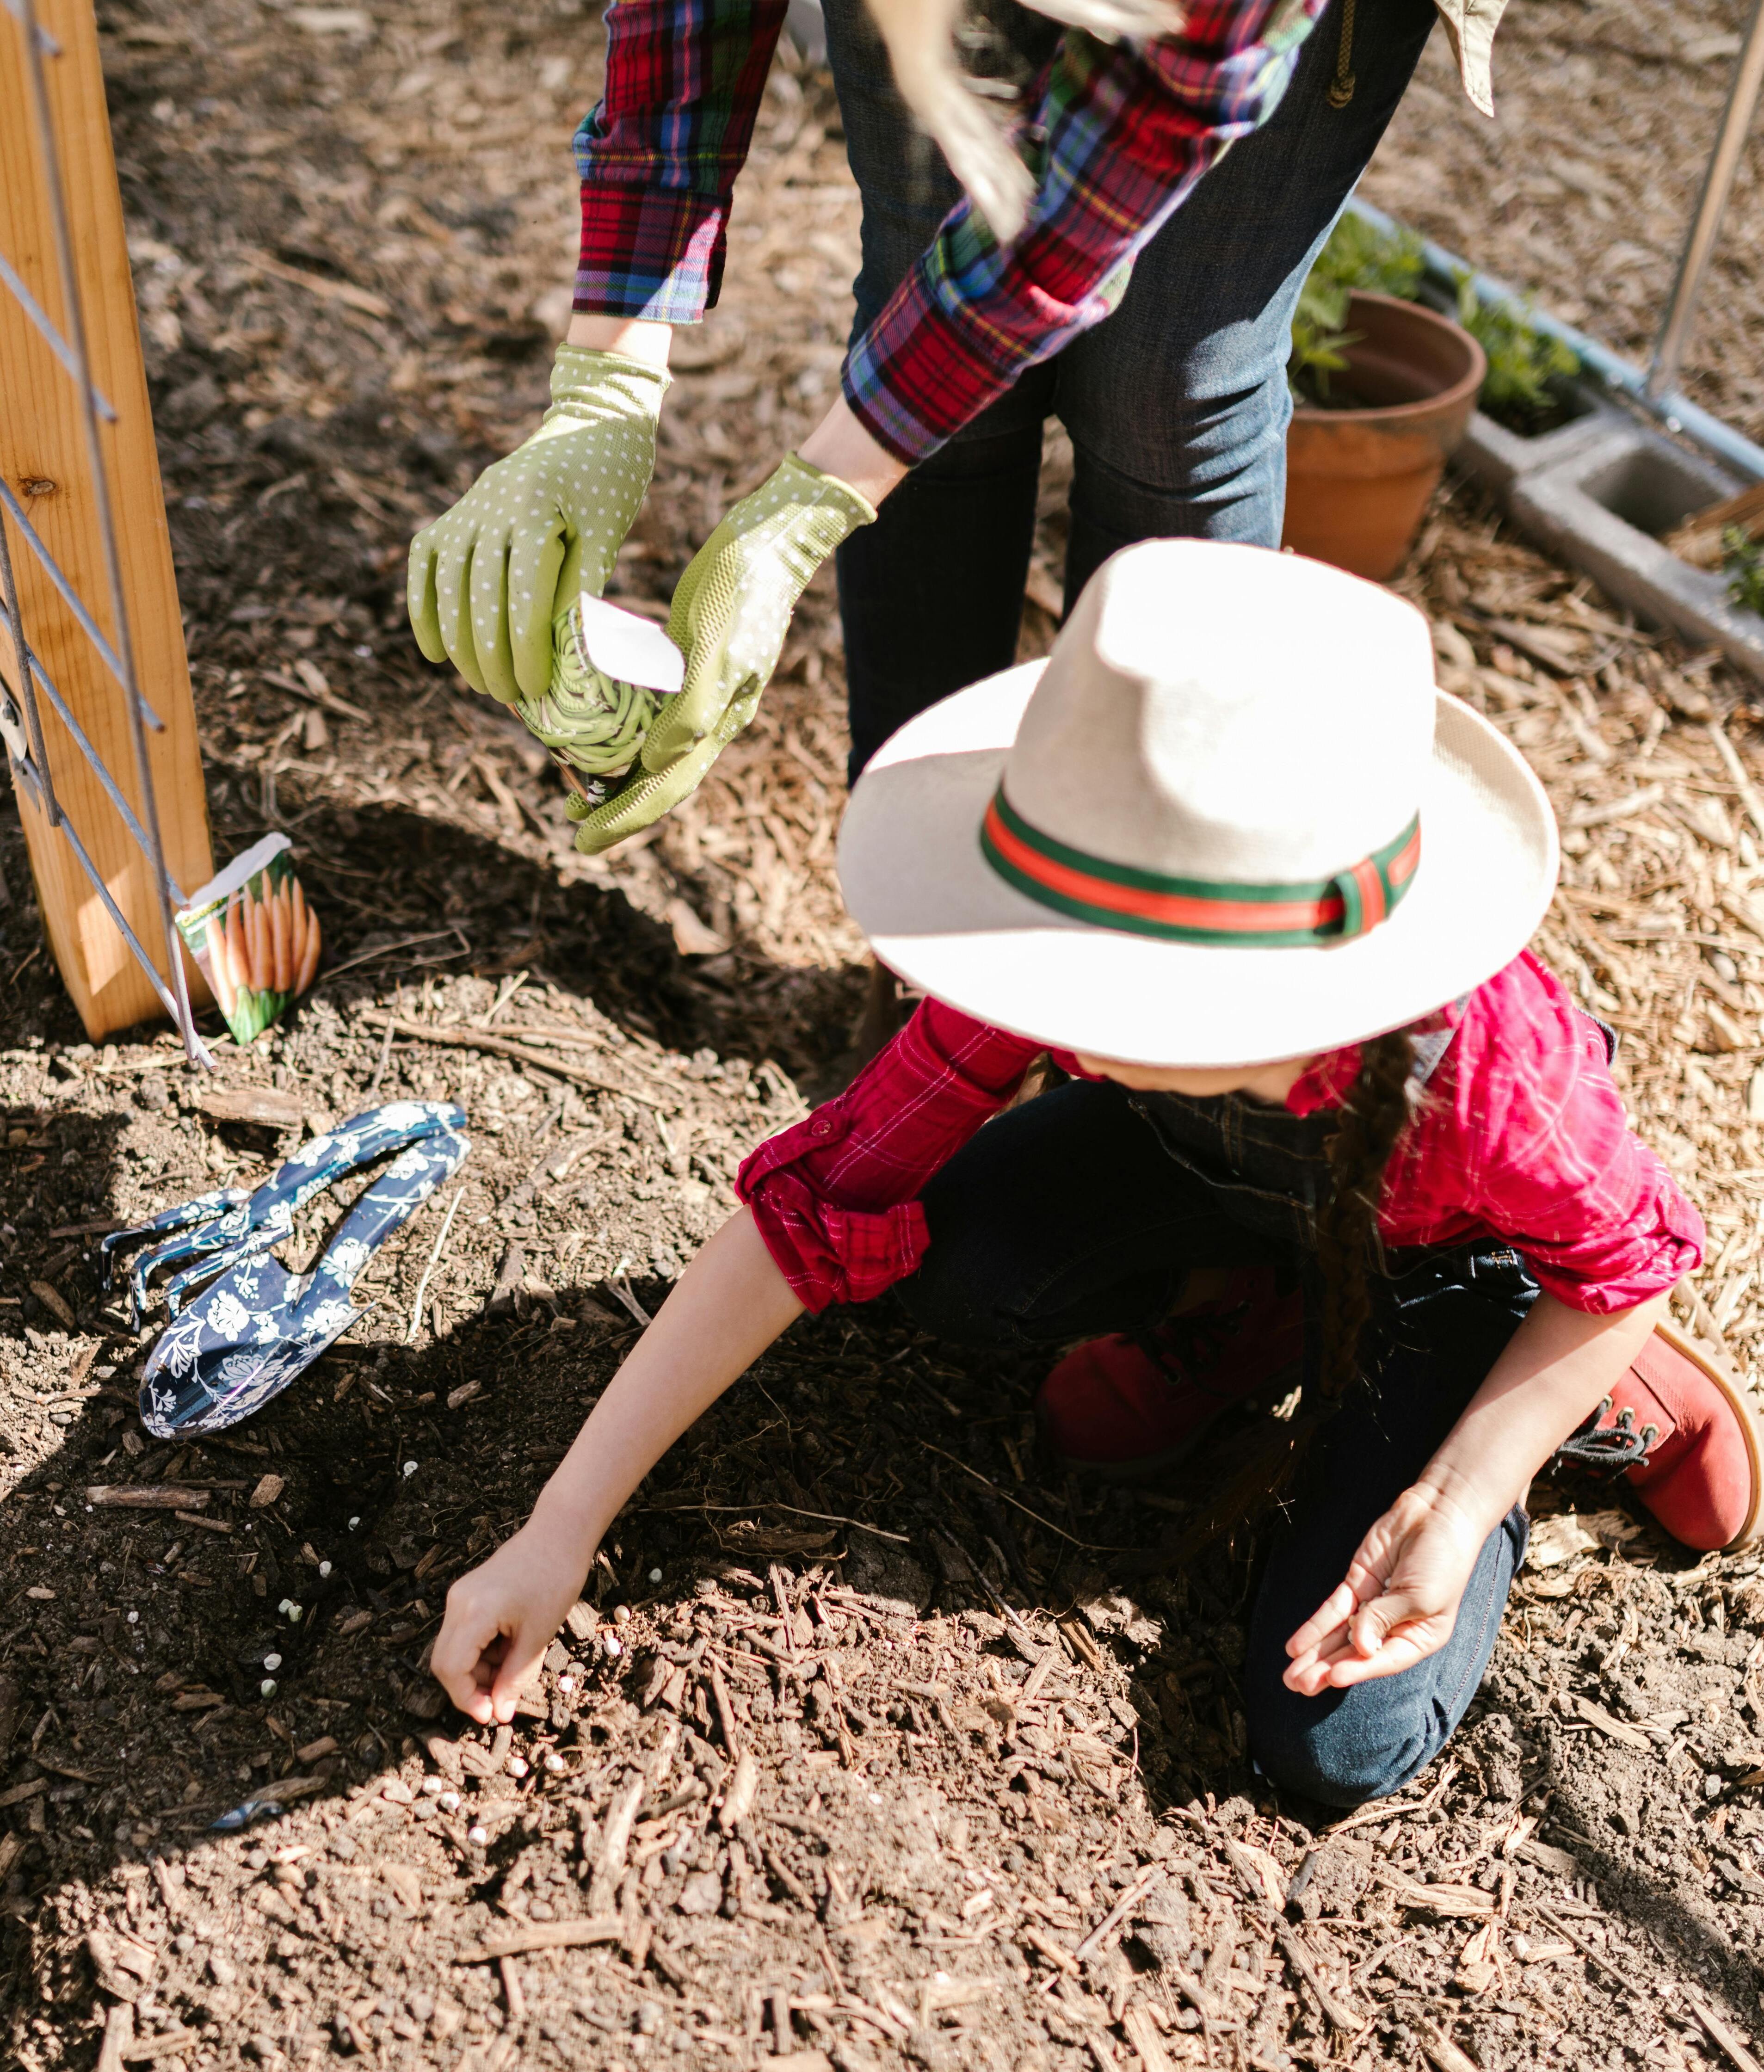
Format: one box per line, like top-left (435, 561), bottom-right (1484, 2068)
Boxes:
top-left (569, 454), bottom-right (876, 855)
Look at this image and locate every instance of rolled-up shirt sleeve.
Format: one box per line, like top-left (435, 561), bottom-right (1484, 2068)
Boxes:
top-left (574, 0), bottom-right (786, 321)
top-left (736, 999), bottom-right (1043, 1309)
top-left (843, 0), bottom-right (1329, 460)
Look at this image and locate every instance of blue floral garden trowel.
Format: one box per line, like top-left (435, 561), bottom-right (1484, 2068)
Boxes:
top-left (104, 1102), bottom-right (470, 1439)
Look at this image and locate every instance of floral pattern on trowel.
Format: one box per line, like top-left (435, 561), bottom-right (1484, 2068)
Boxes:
top-left (120, 1103), bottom-right (471, 1439)
top-left (105, 1104), bottom-right (464, 1323)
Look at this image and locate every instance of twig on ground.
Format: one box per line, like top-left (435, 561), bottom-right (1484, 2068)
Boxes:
top-left (1527, 1902), bottom-right (1644, 1997)
top-left (360, 1012), bottom-right (677, 1110)
top-left (917, 1441), bottom-right (1136, 1552)
top-left (407, 1185), bottom-right (463, 1343)
top-left (469, 1919), bottom-right (623, 1961)
top-left (606, 1260), bottom-right (654, 1326)
top-left (365, 1011), bottom-right (397, 1102)
top-left (1322, 1761), bottom-right (1459, 1838)
top-left (1074, 1864), bottom-right (1167, 1961)
top-left (321, 929), bottom-right (470, 988)
top-left (95, 1999), bottom-right (132, 2072)
top-left (1419, 2025), bottom-right (1481, 2072)
top-left (1688, 1994), bottom-right (1764, 2072)
top-left (639, 1500), bottom-right (912, 1543)
top-left (1706, 719), bottom-right (1764, 848)
top-left (1223, 1841), bottom-right (1362, 2032)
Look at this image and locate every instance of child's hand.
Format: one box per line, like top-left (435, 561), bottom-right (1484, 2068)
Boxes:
top-left (1282, 1481), bottom-right (1490, 1694)
top-left (430, 1523), bottom-right (586, 1725)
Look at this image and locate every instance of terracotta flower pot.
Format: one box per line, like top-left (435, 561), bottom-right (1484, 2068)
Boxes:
top-left (1282, 291), bottom-right (1487, 581)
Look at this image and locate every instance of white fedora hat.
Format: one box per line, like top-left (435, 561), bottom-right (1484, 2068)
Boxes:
top-left (838, 539), bottom-right (1560, 1067)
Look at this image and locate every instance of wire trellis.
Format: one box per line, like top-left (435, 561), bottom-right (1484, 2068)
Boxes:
top-left (0, 0), bottom-right (210, 1067)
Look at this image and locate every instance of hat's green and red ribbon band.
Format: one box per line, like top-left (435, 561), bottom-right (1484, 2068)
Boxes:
top-left (981, 789), bottom-right (1421, 946)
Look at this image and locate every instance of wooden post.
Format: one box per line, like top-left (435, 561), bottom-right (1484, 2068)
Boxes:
top-left (0, 0), bottom-right (212, 1039)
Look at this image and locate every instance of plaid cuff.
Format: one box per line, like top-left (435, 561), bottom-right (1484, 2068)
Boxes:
top-left (842, 227), bottom-right (1125, 464)
top-left (576, 182), bottom-right (730, 321)
top-left (842, 270), bottom-right (1007, 463)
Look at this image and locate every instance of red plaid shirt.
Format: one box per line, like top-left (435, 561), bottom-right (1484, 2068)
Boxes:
top-left (737, 950), bottom-right (1703, 1314)
top-left (574, 0), bottom-right (1328, 460)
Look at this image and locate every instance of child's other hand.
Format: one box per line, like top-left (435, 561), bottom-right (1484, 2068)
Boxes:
top-left (431, 1526), bottom-right (586, 1725)
top-left (1282, 1482), bottom-right (1488, 1694)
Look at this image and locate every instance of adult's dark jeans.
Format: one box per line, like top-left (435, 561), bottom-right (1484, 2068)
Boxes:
top-left (895, 1077), bottom-right (1535, 1807)
top-left (818, 0), bottom-right (1442, 778)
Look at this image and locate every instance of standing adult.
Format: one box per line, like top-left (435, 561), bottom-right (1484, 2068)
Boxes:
top-left (407, 0), bottom-right (1508, 845)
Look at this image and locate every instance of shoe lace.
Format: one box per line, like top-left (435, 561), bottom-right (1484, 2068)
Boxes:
top-left (1553, 1395), bottom-right (1659, 1475)
top-left (1135, 1301), bottom-right (1257, 1403)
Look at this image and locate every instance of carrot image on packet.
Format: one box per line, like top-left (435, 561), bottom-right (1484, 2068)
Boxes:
top-left (174, 833), bottom-right (322, 1045)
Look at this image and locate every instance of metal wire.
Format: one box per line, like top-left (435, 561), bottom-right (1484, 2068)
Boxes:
top-left (5, 742), bottom-right (203, 1042)
top-left (4, 0), bottom-right (207, 1063)
top-left (0, 0), bottom-right (60, 52)
top-left (0, 491), bottom-right (62, 833)
top-left (0, 247), bottom-right (117, 421)
top-left (0, 477), bottom-right (158, 725)
top-left (4, 605), bottom-right (190, 907)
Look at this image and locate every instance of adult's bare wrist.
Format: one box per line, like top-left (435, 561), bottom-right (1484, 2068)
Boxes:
top-left (798, 395), bottom-right (910, 510)
top-left (565, 312), bottom-right (675, 369)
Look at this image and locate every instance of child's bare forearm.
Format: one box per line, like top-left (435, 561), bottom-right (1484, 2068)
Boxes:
top-left (528, 1209), bottom-right (803, 1569)
top-left (1416, 1288), bottom-right (1667, 1532)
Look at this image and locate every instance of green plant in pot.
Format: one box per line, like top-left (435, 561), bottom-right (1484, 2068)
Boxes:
top-left (1287, 217), bottom-right (1580, 426)
top-left (1281, 216), bottom-right (1486, 581)
top-left (1288, 216), bottom-right (1425, 407)
top-left (1289, 275), bottom-right (1357, 406)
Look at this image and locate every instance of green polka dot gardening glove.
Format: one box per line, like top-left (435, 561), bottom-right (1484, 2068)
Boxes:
top-left (406, 345), bottom-right (669, 704)
top-left (567, 454), bottom-right (876, 855)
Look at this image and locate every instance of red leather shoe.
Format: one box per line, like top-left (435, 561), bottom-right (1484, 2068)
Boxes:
top-left (1036, 1267), bottom-right (1305, 1482)
top-left (1556, 1318), bottom-right (1764, 1553)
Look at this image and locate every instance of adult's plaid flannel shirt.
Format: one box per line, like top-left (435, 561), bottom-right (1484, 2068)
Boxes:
top-left (574, 0), bottom-right (1331, 461)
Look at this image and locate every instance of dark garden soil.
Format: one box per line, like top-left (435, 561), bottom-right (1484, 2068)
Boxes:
top-left (7, 0), bottom-right (1764, 2068)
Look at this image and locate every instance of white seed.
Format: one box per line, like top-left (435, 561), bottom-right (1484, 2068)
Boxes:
top-left (260, 1679), bottom-right (278, 1698)
top-left (557, 1675), bottom-right (576, 1694)
top-left (603, 1634), bottom-right (622, 1659)
top-left (126, 1610), bottom-right (138, 1624)
top-left (467, 1825), bottom-right (488, 1847)
top-left (263, 1653), bottom-right (283, 1672)
top-left (318, 1561), bottom-right (332, 1578)
top-left (403, 1461), bottom-right (418, 1478)
top-left (543, 1752), bottom-right (566, 1775)
top-left (507, 1756), bottom-right (529, 1778)
top-left (348, 1516), bottom-right (360, 1530)
top-left (648, 1567), bottom-right (662, 1584)
top-left (438, 1791), bottom-right (460, 1814)
top-left (421, 1775), bottom-right (445, 1796)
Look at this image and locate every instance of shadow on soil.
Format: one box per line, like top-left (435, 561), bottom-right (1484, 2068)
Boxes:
top-left (6, 1273), bottom-right (1764, 2045)
top-left (2, 811), bottom-right (1762, 2049)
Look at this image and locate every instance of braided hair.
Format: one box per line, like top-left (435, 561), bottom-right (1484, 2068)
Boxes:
top-left (1313, 1028), bottom-right (1420, 1398)
top-left (1172, 1027), bottom-right (1424, 1557)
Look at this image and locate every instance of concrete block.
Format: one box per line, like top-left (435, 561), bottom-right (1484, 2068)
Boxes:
top-left (1453, 386), bottom-right (1620, 497)
top-left (1505, 425), bottom-right (1764, 680)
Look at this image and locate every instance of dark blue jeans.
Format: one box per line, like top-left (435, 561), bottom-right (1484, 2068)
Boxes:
top-left (896, 1079), bottom-right (1534, 1807)
top-left (820, 0), bottom-right (1442, 777)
